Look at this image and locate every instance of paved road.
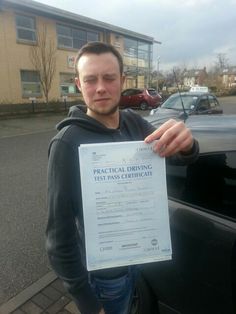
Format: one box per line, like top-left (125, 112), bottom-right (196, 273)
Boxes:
top-left (0, 96), bottom-right (235, 305)
top-left (0, 115), bottom-right (65, 305)
top-left (218, 95), bottom-right (236, 114)
top-left (0, 130), bottom-right (53, 305)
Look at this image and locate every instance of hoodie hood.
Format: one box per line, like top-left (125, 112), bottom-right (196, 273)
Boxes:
top-left (55, 104), bottom-right (155, 144)
top-left (56, 105), bottom-right (117, 134)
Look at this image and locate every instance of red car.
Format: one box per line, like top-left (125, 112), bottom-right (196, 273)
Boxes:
top-left (120, 88), bottom-right (162, 110)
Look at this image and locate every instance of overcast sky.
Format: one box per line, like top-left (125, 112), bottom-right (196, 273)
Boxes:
top-left (36, 0), bottom-right (236, 72)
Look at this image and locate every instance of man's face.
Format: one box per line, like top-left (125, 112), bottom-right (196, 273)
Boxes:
top-left (75, 52), bottom-right (125, 116)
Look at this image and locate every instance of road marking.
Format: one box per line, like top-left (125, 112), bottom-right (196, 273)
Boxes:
top-left (0, 129), bottom-right (56, 139)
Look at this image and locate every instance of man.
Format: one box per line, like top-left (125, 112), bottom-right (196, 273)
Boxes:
top-left (46, 42), bottom-right (199, 314)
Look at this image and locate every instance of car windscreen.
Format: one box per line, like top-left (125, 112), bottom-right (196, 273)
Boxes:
top-left (148, 89), bottom-right (158, 96)
top-left (162, 95), bottom-right (198, 110)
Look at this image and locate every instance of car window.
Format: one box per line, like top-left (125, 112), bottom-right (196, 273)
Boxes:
top-left (122, 90), bottom-right (132, 96)
top-left (208, 95), bottom-right (219, 108)
top-left (167, 152), bottom-right (236, 218)
top-left (162, 95), bottom-right (196, 110)
top-left (148, 89), bottom-right (158, 96)
top-left (132, 89), bottom-right (143, 95)
top-left (122, 89), bottom-right (142, 96)
top-left (197, 97), bottom-right (210, 111)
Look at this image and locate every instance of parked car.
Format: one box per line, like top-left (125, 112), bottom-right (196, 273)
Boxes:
top-left (131, 114), bottom-right (236, 314)
top-left (120, 88), bottom-right (162, 110)
top-left (149, 92), bottom-right (223, 124)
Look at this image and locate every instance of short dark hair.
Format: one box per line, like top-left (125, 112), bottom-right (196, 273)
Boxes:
top-left (75, 41), bottom-right (123, 76)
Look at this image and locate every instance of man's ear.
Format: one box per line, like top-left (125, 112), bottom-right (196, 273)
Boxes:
top-left (75, 77), bottom-right (81, 92)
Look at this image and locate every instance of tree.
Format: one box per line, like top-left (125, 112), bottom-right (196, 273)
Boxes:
top-left (163, 66), bottom-right (185, 90)
top-left (205, 67), bottom-right (223, 92)
top-left (214, 53), bottom-right (229, 73)
top-left (29, 25), bottom-right (56, 104)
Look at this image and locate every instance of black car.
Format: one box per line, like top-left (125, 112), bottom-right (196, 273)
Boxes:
top-left (149, 92), bottom-right (223, 124)
top-left (132, 115), bottom-right (236, 314)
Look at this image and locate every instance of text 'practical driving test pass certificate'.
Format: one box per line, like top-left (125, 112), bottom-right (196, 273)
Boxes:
top-left (79, 141), bottom-right (172, 271)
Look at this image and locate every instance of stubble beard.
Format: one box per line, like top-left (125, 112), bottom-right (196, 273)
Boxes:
top-left (88, 102), bottom-right (120, 116)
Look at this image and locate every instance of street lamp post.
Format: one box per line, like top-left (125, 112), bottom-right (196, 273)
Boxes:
top-left (62, 95), bottom-right (68, 111)
top-left (29, 97), bottom-right (36, 113)
top-left (156, 57), bottom-right (160, 92)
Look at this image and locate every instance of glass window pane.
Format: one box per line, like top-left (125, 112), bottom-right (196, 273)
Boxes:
top-left (167, 152), bottom-right (236, 218)
top-left (57, 25), bottom-right (71, 36)
top-left (124, 38), bottom-right (138, 58)
top-left (138, 41), bottom-right (149, 51)
top-left (73, 38), bottom-right (86, 49)
top-left (60, 73), bottom-right (77, 94)
top-left (22, 83), bottom-right (41, 94)
top-left (72, 29), bottom-right (86, 39)
top-left (208, 96), bottom-right (218, 107)
top-left (57, 24), bottom-right (99, 49)
top-left (17, 29), bottom-right (36, 41)
top-left (138, 50), bottom-right (148, 60)
top-left (87, 32), bottom-right (99, 41)
top-left (16, 15), bottom-right (35, 29)
top-left (61, 84), bottom-right (76, 94)
top-left (125, 38), bottom-right (138, 49)
top-left (58, 36), bottom-right (73, 48)
top-left (21, 70), bottom-right (41, 96)
top-left (61, 85), bottom-right (69, 94)
top-left (21, 70), bottom-right (39, 82)
top-left (127, 48), bottom-right (138, 57)
top-left (69, 85), bottom-right (76, 93)
top-left (16, 15), bottom-right (36, 41)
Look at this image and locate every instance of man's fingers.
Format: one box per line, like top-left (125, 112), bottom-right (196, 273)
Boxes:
top-left (157, 136), bottom-right (193, 157)
top-left (145, 119), bottom-right (178, 143)
top-left (145, 119), bottom-right (194, 157)
top-left (152, 125), bottom-right (193, 157)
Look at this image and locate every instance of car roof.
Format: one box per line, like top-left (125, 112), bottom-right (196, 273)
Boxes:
top-left (186, 114), bottom-right (236, 129)
top-left (122, 88), bottom-right (156, 92)
top-left (123, 88), bottom-right (143, 91)
top-left (170, 91), bottom-right (214, 97)
top-left (185, 115), bottom-right (236, 154)
top-left (146, 114), bottom-right (236, 154)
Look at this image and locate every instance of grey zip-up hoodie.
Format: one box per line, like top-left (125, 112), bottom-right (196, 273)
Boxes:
top-left (46, 106), bottom-right (199, 314)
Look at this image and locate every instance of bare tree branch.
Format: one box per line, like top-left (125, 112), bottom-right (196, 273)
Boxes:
top-left (29, 24), bottom-right (56, 104)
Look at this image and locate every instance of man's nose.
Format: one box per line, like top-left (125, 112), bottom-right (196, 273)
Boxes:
top-left (96, 79), bottom-right (106, 94)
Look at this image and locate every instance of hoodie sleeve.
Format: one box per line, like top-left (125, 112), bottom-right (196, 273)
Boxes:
top-left (46, 138), bottom-right (102, 314)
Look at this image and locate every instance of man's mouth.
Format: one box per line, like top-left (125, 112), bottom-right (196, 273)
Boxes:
top-left (94, 98), bottom-right (110, 102)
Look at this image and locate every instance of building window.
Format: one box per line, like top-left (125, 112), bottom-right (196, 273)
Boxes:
top-left (20, 70), bottom-right (41, 96)
top-left (16, 15), bottom-right (36, 42)
top-left (60, 73), bottom-right (79, 95)
top-left (57, 24), bottom-right (99, 49)
top-left (87, 31), bottom-right (99, 41)
top-left (123, 37), bottom-right (151, 88)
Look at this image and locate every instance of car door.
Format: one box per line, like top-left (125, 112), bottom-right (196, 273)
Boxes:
top-left (208, 95), bottom-right (223, 114)
top-left (196, 95), bottom-right (211, 114)
top-left (129, 89), bottom-right (144, 108)
top-left (120, 89), bottom-right (134, 107)
top-left (121, 89), bottom-right (143, 108)
top-left (141, 151), bottom-right (236, 314)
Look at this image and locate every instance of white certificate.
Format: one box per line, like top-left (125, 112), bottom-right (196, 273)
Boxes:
top-left (79, 141), bottom-right (172, 271)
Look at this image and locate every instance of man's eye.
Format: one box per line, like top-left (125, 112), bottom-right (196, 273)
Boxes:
top-left (84, 78), bottom-right (96, 83)
top-left (105, 77), bottom-right (115, 81)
